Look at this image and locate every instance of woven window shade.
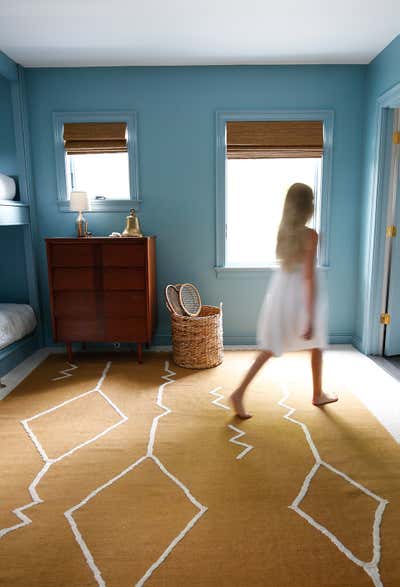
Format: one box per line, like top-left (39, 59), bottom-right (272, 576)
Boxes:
top-left (226, 121), bottom-right (323, 159)
top-left (63, 122), bottom-right (128, 154)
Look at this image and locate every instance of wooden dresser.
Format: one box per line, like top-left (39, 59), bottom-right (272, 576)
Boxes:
top-left (46, 237), bottom-right (157, 363)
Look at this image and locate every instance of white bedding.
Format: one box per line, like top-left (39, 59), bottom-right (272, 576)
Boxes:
top-left (0, 304), bottom-right (37, 351)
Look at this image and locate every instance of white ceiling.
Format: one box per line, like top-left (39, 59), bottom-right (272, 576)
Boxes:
top-left (0, 0), bottom-right (399, 67)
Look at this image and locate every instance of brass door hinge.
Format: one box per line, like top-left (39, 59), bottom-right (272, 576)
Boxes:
top-left (386, 225), bottom-right (397, 237)
top-left (380, 313), bottom-right (391, 325)
top-left (393, 131), bottom-right (400, 145)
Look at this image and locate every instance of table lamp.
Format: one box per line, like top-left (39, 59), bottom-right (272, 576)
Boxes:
top-left (70, 191), bottom-right (90, 237)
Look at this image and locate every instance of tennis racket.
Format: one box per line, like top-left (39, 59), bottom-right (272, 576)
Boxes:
top-left (179, 283), bottom-right (202, 317)
top-left (165, 284), bottom-right (185, 315)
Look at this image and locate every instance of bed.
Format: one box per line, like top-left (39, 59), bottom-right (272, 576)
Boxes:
top-left (0, 303), bottom-right (37, 351)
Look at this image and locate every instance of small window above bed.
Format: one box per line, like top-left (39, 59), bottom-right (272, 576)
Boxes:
top-left (53, 112), bottom-right (140, 212)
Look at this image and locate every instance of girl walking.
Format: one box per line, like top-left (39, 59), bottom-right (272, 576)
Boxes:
top-left (230, 183), bottom-right (338, 419)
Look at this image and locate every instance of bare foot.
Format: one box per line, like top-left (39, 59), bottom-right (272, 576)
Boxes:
top-left (312, 391), bottom-right (338, 407)
top-left (230, 390), bottom-right (252, 419)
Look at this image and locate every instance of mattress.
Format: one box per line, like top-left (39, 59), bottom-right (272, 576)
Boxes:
top-left (0, 304), bottom-right (37, 351)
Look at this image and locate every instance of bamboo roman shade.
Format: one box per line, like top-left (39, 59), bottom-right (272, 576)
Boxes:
top-left (226, 120), bottom-right (323, 159)
top-left (63, 122), bottom-right (128, 154)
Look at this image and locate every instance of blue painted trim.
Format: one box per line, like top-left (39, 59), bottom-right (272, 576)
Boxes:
top-left (352, 334), bottom-right (363, 351)
top-left (53, 111), bottom-right (140, 212)
top-left (362, 81), bottom-right (400, 354)
top-left (215, 110), bottom-right (334, 270)
top-left (0, 51), bottom-right (17, 81)
top-left (0, 202), bottom-right (29, 225)
top-left (10, 67), bottom-right (43, 344)
top-left (0, 332), bottom-right (39, 378)
top-left (328, 332), bottom-right (353, 344)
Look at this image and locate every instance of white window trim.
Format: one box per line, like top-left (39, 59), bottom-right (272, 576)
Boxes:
top-left (215, 110), bottom-right (334, 277)
top-left (53, 111), bottom-right (140, 212)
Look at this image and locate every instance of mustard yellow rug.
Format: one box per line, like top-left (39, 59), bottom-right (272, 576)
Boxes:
top-left (0, 351), bottom-right (399, 586)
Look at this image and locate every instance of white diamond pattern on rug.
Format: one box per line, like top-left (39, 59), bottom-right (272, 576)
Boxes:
top-left (0, 361), bottom-right (128, 539)
top-left (278, 385), bottom-right (388, 587)
top-left (65, 362), bottom-right (208, 587)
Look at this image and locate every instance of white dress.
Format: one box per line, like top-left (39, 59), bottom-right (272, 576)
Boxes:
top-left (257, 264), bottom-right (328, 357)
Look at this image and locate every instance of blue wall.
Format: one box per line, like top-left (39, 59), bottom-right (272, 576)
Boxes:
top-left (357, 34), bottom-right (400, 350)
top-left (25, 65), bottom-right (367, 345)
top-left (0, 73), bottom-right (17, 178)
top-left (0, 73), bottom-right (28, 304)
top-left (0, 226), bottom-right (29, 303)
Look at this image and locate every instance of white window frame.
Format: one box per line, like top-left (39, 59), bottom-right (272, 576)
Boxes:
top-left (53, 111), bottom-right (140, 212)
top-left (215, 110), bottom-right (334, 277)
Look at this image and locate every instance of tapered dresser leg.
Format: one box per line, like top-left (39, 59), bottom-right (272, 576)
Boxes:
top-left (66, 343), bottom-right (73, 363)
top-left (137, 343), bottom-right (143, 364)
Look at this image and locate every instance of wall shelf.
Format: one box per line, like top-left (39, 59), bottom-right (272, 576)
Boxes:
top-left (0, 200), bottom-right (29, 225)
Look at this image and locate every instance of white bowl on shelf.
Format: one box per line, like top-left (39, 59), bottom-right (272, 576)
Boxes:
top-left (0, 174), bottom-right (16, 200)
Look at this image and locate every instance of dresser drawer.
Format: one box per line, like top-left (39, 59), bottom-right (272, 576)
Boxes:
top-left (104, 317), bottom-right (147, 341)
top-left (50, 244), bottom-right (96, 267)
top-left (101, 243), bottom-right (145, 267)
top-left (56, 318), bottom-right (103, 341)
top-left (53, 291), bottom-right (98, 318)
top-left (102, 268), bottom-right (145, 290)
top-left (53, 268), bottom-right (98, 290)
top-left (104, 291), bottom-right (146, 317)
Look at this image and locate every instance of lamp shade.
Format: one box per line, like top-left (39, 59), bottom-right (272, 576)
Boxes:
top-left (70, 191), bottom-right (90, 212)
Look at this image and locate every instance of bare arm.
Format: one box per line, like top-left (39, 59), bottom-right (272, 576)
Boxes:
top-left (303, 229), bottom-right (318, 340)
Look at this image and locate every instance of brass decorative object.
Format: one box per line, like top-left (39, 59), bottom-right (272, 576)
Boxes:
top-left (122, 208), bottom-right (143, 237)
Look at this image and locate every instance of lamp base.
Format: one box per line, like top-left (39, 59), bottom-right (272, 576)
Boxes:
top-left (75, 211), bottom-right (88, 238)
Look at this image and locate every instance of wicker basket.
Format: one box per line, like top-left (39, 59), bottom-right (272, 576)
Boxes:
top-left (170, 304), bottom-right (223, 369)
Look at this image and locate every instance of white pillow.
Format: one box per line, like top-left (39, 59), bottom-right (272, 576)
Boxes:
top-left (0, 173), bottom-right (16, 200)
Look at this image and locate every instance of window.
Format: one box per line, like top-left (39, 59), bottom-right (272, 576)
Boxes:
top-left (64, 122), bottom-right (130, 201)
top-left (53, 112), bottom-right (139, 212)
top-left (226, 157), bottom-right (320, 267)
top-left (66, 152), bottom-right (130, 201)
top-left (216, 112), bottom-right (333, 273)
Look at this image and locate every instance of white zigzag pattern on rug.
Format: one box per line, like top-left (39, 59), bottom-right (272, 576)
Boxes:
top-left (209, 386), bottom-right (253, 460)
top-left (0, 362), bottom-right (128, 539)
top-left (52, 362), bottom-right (78, 381)
top-left (278, 384), bottom-right (389, 587)
top-left (65, 361), bottom-right (208, 587)
top-left (227, 425), bottom-right (253, 460)
top-left (209, 386), bottom-right (230, 410)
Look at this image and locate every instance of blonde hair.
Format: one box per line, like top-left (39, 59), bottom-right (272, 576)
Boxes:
top-left (276, 183), bottom-right (314, 270)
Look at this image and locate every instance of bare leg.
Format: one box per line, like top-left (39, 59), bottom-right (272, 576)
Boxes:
top-left (230, 350), bottom-right (272, 419)
top-left (311, 348), bottom-right (338, 406)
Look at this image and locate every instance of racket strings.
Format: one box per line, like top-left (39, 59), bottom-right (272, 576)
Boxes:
top-left (165, 283), bottom-right (202, 317)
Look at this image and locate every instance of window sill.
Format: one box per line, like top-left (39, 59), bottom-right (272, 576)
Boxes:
top-left (57, 199), bottom-right (142, 213)
top-left (214, 265), bottom-right (330, 278)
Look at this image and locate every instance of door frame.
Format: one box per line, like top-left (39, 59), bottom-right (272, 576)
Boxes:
top-left (363, 82), bottom-right (400, 355)
top-left (381, 109), bottom-right (400, 355)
